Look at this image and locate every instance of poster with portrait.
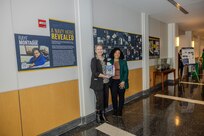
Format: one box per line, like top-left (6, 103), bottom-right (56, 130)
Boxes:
top-left (15, 34), bottom-right (51, 70)
top-left (15, 19), bottom-right (77, 71)
top-left (149, 37), bottom-right (160, 59)
top-left (49, 19), bottom-right (77, 67)
top-left (93, 27), bottom-right (142, 61)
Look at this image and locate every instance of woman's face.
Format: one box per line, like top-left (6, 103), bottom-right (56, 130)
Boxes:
top-left (95, 46), bottom-right (103, 57)
top-left (34, 50), bottom-right (40, 58)
top-left (114, 50), bottom-right (121, 59)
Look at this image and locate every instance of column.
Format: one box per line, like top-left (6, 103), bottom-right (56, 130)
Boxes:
top-left (168, 23), bottom-right (178, 79)
top-left (141, 13), bottom-right (150, 91)
top-left (185, 31), bottom-right (192, 47)
top-left (74, 0), bottom-right (95, 124)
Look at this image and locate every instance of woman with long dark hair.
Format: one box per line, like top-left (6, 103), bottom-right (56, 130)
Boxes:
top-left (109, 48), bottom-right (129, 117)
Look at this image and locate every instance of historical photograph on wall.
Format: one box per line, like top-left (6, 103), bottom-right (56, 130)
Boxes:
top-left (93, 27), bottom-right (142, 61)
top-left (15, 19), bottom-right (77, 71)
top-left (15, 34), bottom-right (51, 70)
top-left (149, 36), bottom-right (160, 59)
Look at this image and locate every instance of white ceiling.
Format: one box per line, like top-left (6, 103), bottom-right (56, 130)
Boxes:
top-left (109, 0), bottom-right (204, 38)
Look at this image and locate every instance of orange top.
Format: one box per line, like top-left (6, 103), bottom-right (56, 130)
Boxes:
top-left (113, 61), bottom-right (120, 79)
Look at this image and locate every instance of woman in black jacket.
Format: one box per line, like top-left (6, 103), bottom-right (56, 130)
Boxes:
top-left (90, 44), bottom-right (110, 123)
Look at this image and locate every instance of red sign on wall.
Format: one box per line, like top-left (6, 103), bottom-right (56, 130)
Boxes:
top-left (38, 19), bottom-right (46, 28)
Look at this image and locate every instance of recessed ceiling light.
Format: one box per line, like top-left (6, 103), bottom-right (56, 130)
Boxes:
top-left (167, 0), bottom-right (189, 14)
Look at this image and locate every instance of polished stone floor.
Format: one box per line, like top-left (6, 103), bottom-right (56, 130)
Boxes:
top-left (61, 81), bottom-right (204, 136)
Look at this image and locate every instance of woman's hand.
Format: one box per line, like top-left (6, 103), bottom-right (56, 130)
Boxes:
top-left (104, 75), bottom-right (111, 79)
top-left (99, 73), bottom-right (110, 79)
top-left (119, 81), bottom-right (125, 89)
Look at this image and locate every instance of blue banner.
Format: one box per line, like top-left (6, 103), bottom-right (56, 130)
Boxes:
top-left (49, 19), bottom-right (77, 67)
top-left (15, 19), bottom-right (77, 71)
top-left (15, 34), bottom-right (51, 70)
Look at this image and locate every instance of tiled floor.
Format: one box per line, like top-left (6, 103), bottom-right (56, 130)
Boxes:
top-left (61, 81), bottom-right (204, 136)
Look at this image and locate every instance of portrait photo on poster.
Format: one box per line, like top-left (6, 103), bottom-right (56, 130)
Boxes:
top-left (15, 34), bottom-right (51, 70)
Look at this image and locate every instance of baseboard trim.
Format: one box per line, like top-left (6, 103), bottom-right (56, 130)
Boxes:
top-left (81, 112), bottom-right (96, 124)
top-left (40, 118), bottom-right (81, 136)
top-left (168, 78), bottom-right (179, 85)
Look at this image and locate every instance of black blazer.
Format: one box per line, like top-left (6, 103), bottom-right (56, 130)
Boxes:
top-left (90, 57), bottom-right (104, 90)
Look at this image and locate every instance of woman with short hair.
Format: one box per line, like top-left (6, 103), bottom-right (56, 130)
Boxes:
top-left (90, 44), bottom-right (110, 123)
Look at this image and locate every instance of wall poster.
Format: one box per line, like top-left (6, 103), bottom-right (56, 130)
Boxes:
top-left (149, 36), bottom-right (160, 59)
top-left (93, 27), bottom-right (142, 61)
top-left (15, 19), bottom-right (77, 71)
top-left (181, 47), bottom-right (195, 65)
top-left (49, 19), bottom-right (77, 67)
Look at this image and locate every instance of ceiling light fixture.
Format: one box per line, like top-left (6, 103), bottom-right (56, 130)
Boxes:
top-left (167, 0), bottom-right (189, 14)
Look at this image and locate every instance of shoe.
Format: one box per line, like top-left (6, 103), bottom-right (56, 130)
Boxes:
top-left (117, 109), bottom-right (122, 117)
top-left (112, 110), bottom-right (117, 117)
top-left (100, 110), bottom-right (109, 122)
top-left (96, 111), bottom-right (102, 124)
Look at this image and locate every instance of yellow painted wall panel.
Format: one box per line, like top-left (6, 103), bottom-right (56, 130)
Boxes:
top-left (19, 80), bottom-right (80, 136)
top-left (126, 68), bottom-right (143, 97)
top-left (0, 91), bottom-right (22, 136)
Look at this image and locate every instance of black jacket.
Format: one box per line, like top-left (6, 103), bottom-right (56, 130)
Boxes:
top-left (90, 57), bottom-right (104, 90)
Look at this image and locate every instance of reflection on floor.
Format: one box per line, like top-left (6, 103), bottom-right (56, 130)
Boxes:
top-left (61, 82), bottom-right (204, 136)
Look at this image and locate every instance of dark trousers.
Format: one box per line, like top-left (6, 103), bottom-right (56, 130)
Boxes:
top-left (103, 83), bottom-right (109, 109)
top-left (179, 66), bottom-right (183, 78)
top-left (110, 79), bottom-right (125, 112)
top-left (94, 83), bottom-right (109, 111)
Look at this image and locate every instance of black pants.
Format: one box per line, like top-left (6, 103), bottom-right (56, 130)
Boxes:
top-left (94, 83), bottom-right (109, 111)
top-left (110, 79), bottom-right (125, 112)
top-left (179, 66), bottom-right (183, 78)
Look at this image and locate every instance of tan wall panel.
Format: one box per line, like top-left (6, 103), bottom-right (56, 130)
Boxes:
top-left (149, 66), bottom-right (167, 87)
top-left (126, 68), bottom-right (143, 97)
top-left (19, 80), bottom-right (80, 136)
top-left (0, 91), bottom-right (22, 136)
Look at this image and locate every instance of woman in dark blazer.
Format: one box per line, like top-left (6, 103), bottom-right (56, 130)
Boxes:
top-left (109, 48), bottom-right (129, 117)
top-left (90, 44), bottom-right (110, 123)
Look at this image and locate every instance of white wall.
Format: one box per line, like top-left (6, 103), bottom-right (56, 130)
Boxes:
top-left (160, 22), bottom-right (168, 58)
top-left (149, 17), bottom-right (160, 37)
top-left (93, 0), bottom-right (142, 70)
top-left (149, 17), bottom-right (168, 66)
top-left (93, 0), bottom-right (141, 34)
top-left (179, 35), bottom-right (187, 50)
top-left (0, 0), bottom-right (78, 92)
top-left (0, 0), bottom-right (18, 92)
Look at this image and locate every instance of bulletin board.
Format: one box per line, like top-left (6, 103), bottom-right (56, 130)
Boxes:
top-left (93, 27), bottom-right (142, 61)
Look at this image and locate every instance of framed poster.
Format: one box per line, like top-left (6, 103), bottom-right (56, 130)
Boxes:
top-left (15, 34), bottom-right (51, 70)
top-left (49, 19), bottom-right (77, 67)
top-left (181, 47), bottom-right (195, 65)
top-left (149, 36), bottom-right (160, 59)
top-left (15, 19), bottom-right (77, 71)
top-left (93, 27), bottom-right (142, 61)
